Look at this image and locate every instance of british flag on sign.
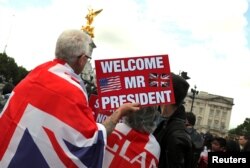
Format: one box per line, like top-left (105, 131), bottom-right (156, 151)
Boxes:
top-left (149, 73), bottom-right (170, 87)
top-left (0, 59), bottom-right (106, 168)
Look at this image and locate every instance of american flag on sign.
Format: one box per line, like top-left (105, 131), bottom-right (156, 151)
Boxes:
top-left (99, 76), bottom-right (122, 93)
top-left (149, 73), bottom-right (170, 87)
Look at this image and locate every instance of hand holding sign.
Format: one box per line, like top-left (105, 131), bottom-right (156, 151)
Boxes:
top-left (116, 102), bottom-right (141, 117)
top-left (102, 102), bottom-right (141, 135)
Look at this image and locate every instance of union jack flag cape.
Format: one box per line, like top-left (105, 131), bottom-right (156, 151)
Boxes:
top-left (0, 59), bottom-right (107, 168)
top-left (103, 123), bottom-right (160, 168)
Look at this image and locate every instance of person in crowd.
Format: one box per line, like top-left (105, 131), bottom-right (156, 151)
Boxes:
top-left (0, 83), bottom-right (14, 112)
top-left (242, 136), bottom-right (250, 152)
top-left (211, 137), bottom-right (227, 152)
top-left (153, 72), bottom-right (193, 168)
top-left (197, 136), bottom-right (225, 168)
top-left (0, 29), bottom-right (140, 168)
top-left (226, 139), bottom-right (240, 152)
top-left (238, 134), bottom-right (249, 152)
top-left (197, 146), bottom-right (208, 168)
top-left (203, 131), bottom-right (213, 151)
top-left (185, 112), bottom-right (204, 168)
top-left (2, 83), bottom-right (14, 99)
top-left (103, 106), bottom-right (161, 168)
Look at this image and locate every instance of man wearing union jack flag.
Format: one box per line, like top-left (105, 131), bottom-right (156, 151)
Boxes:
top-left (0, 29), bottom-right (140, 168)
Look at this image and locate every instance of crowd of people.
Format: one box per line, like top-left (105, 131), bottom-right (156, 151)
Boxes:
top-left (0, 29), bottom-right (249, 168)
top-left (0, 83), bottom-right (14, 112)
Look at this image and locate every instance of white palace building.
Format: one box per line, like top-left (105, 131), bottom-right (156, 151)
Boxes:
top-left (183, 91), bottom-right (234, 137)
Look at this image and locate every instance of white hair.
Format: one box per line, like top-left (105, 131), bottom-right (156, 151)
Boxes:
top-left (124, 106), bottom-right (160, 134)
top-left (55, 29), bottom-right (94, 64)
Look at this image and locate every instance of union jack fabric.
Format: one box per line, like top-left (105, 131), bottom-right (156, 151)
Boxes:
top-left (103, 123), bottom-right (160, 168)
top-left (149, 73), bottom-right (170, 87)
top-left (0, 59), bottom-right (107, 168)
top-left (99, 76), bottom-right (122, 93)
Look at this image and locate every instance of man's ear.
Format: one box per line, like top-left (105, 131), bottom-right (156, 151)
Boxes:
top-left (78, 55), bottom-right (84, 66)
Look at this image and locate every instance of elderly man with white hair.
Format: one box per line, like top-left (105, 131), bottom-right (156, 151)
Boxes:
top-left (0, 29), bottom-right (140, 168)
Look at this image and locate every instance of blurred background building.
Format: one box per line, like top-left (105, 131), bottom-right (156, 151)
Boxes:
top-left (184, 91), bottom-right (234, 137)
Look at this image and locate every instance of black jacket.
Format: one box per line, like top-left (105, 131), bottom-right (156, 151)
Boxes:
top-left (154, 106), bottom-right (193, 168)
top-left (186, 127), bottom-right (204, 168)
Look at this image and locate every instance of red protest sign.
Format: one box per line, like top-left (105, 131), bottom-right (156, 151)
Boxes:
top-left (95, 55), bottom-right (175, 110)
top-left (89, 94), bottom-right (115, 123)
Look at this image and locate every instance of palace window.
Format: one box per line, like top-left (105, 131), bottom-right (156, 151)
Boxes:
top-left (209, 109), bottom-right (214, 117)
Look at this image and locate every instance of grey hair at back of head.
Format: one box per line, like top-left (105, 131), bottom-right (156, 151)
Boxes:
top-left (55, 29), bottom-right (93, 64)
top-left (124, 106), bottom-right (160, 134)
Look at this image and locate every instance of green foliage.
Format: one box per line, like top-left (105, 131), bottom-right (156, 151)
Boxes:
top-left (16, 66), bottom-right (29, 84)
top-left (0, 53), bottom-right (29, 86)
top-left (228, 118), bottom-right (250, 136)
top-left (2, 83), bottom-right (14, 94)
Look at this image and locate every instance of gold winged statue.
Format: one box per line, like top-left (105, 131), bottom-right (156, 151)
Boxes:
top-left (81, 8), bottom-right (103, 38)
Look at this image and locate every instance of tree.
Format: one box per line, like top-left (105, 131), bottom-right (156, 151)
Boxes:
top-left (0, 53), bottom-right (16, 83)
top-left (16, 66), bottom-right (29, 84)
top-left (0, 53), bottom-right (29, 86)
top-left (2, 83), bottom-right (14, 95)
top-left (228, 118), bottom-right (250, 136)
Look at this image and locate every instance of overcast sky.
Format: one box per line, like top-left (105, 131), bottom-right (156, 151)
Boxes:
top-left (1, 0), bottom-right (250, 129)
